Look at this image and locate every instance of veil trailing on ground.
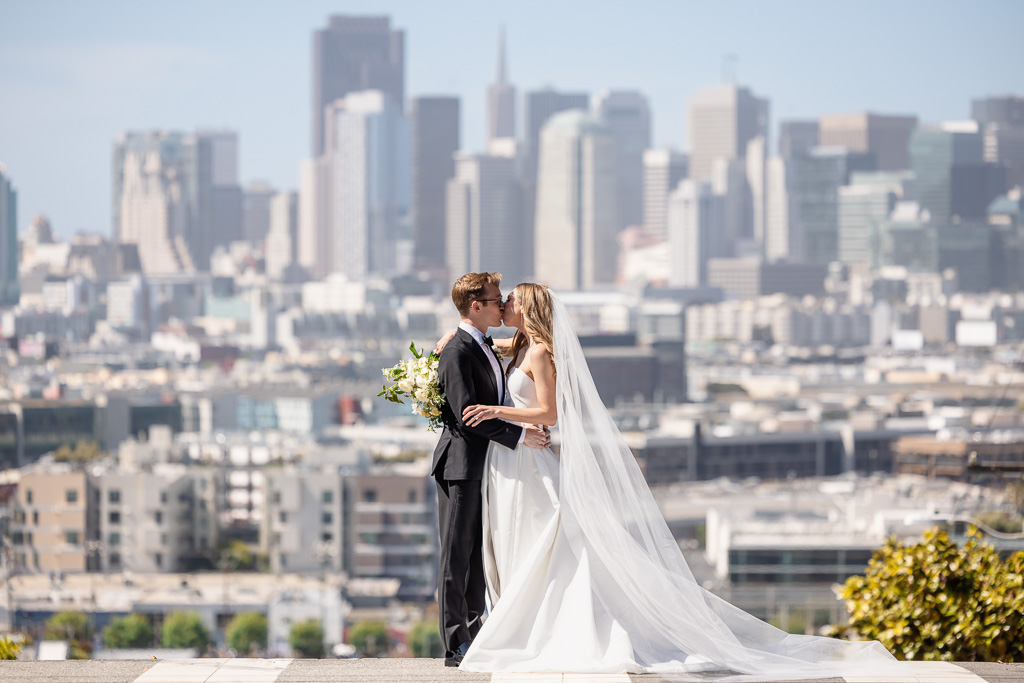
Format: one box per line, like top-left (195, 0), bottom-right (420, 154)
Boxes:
top-left (548, 293), bottom-right (897, 679)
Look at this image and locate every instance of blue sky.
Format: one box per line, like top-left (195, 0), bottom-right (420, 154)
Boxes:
top-left (1, 0), bottom-right (1021, 238)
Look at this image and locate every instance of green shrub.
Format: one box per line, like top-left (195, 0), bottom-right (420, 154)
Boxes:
top-left (161, 612), bottom-right (211, 652)
top-left (349, 620), bottom-right (388, 657)
top-left (289, 619), bottom-right (324, 658)
top-left (103, 613), bottom-right (154, 649)
top-left (226, 612), bottom-right (267, 654)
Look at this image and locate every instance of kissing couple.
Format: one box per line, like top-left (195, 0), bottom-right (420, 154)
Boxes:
top-left (430, 272), bottom-right (898, 678)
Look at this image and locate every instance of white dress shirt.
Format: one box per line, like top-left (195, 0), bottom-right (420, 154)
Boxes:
top-left (458, 322), bottom-right (525, 445)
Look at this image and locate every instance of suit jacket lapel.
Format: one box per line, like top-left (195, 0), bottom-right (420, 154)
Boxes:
top-left (456, 328), bottom-right (499, 402)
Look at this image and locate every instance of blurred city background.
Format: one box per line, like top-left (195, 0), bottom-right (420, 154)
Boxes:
top-left (0, 0), bottom-right (1022, 663)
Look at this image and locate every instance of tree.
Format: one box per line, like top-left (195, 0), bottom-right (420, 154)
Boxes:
top-left (408, 621), bottom-right (442, 658)
top-left (53, 441), bottom-right (102, 463)
top-left (289, 619), bottom-right (325, 658)
top-left (44, 611), bottom-right (93, 659)
top-left (349, 620), bottom-right (388, 657)
top-left (103, 613), bottom-right (154, 649)
top-left (161, 612), bottom-right (212, 652)
top-left (217, 540), bottom-right (257, 572)
top-left (226, 612), bottom-right (267, 655)
top-left (832, 527), bottom-right (1024, 662)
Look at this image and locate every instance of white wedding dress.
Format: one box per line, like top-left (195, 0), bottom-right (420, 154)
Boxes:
top-left (460, 295), bottom-right (898, 679)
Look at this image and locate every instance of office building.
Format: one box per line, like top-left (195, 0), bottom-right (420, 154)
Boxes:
top-left (446, 151), bottom-right (524, 284)
top-left (819, 113), bottom-right (918, 171)
top-left (298, 157), bottom-right (333, 279)
top-left (837, 171), bottom-right (914, 266)
top-left (764, 156), bottom-right (794, 262)
top-left (789, 147), bottom-right (876, 264)
top-left (0, 164), bottom-right (18, 305)
top-left (487, 27), bottom-right (515, 144)
top-left (243, 181), bottom-right (275, 246)
top-left (534, 111), bottom-right (617, 290)
top-left (312, 15), bottom-right (404, 155)
top-left (687, 85), bottom-right (769, 182)
top-left (643, 149), bottom-right (688, 240)
top-left (666, 180), bottom-right (726, 287)
top-left (778, 121), bottom-right (819, 159)
top-left (593, 90), bottom-right (651, 230)
top-left (266, 191), bottom-right (299, 280)
top-left (325, 90), bottom-right (411, 280)
top-left (909, 122), bottom-right (985, 222)
top-left (411, 96), bottom-right (460, 271)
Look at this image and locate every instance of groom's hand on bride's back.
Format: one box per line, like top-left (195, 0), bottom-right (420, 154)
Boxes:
top-left (523, 425), bottom-right (551, 449)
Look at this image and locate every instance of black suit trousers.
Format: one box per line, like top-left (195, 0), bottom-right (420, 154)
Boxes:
top-left (435, 474), bottom-right (485, 654)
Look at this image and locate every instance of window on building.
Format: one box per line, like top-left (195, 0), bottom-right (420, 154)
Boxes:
top-left (65, 531), bottom-right (79, 545)
top-left (272, 491), bottom-right (281, 504)
top-left (26, 532), bottom-right (33, 545)
top-left (109, 553), bottom-right (122, 569)
top-left (274, 533), bottom-right (281, 546)
top-left (109, 511), bottom-right (121, 525)
top-left (155, 553), bottom-right (163, 568)
top-left (322, 490), bottom-right (333, 504)
top-left (408, 489), bottom-right (417, 503)
top-left (280, 554), bottom-right (287, 569)
top-left (155, 511), bottom-right (163, 524)
top-left (321, 532), bottom-right (333, 542)
top-left (66, 489), bottom-right (78, 503)
top-left (363, 489), bottom-right (377, 503)
top-left (322, 512), bottom-right (333, 525)
top-left (32, 511), bottom-right (38, 525)
top-left (109, 489), bottom-right (121, 504)
top-left (279, 511), bottom-right (287, 523)
top-left (11, 531), bottom-right (22, 545)
top-left (109, 532), bottom-right (120, 546)
top-left (160, 491), bottom-right (167, 504)
top-left (26, 489), bottom-right (32, 504)
top-left (160, 533), bottom-right (168, 547)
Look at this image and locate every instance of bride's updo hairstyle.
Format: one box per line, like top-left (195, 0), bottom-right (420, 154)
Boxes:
top-left (506, 283), bottom-right (555, 376)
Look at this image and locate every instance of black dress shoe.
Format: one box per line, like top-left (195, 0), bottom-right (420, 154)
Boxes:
top-left (444, 640), bottom-right (471, 667)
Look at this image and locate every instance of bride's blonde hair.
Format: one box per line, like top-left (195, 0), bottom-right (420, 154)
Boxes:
top-left (507, 283), bottom-right (555, 377)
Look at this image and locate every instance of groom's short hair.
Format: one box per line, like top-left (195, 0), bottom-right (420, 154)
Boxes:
top-left (452, 272), bottom-right (502, 317)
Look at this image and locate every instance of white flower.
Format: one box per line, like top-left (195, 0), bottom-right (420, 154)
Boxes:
top-left (398, 378), bottom-right (415, 394)
top-left (414, 388), bottom-right (430, 403)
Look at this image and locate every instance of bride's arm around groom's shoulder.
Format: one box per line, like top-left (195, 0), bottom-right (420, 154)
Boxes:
top-left (464, 343), bottom-right (557, 428)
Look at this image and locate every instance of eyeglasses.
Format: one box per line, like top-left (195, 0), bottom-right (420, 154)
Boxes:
top-left (474, 297), bottom-right (505, 305)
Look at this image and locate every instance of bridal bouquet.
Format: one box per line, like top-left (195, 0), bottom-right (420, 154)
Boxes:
top-left (378, 342), bottom-right (446, 431)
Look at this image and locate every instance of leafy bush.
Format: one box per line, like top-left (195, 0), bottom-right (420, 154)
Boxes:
top-left (349, 620), bottom-right (388, 657)
top-left (833, 527), bottom-right (1024, 661)
top-left (161, 612), bottom-right (211, 652)
top-left (0, 635), bottom-right (23, 660)
top-left (103, 613), bottom-right (154, 649)
top-left (226, 612), bottom-right (267, 654)
top-left (408, 621), bottom-right (442, 658)
top-left (44, 611), bottom-right (92, 659)
top-left (289, 619), bottom-right (324, 658)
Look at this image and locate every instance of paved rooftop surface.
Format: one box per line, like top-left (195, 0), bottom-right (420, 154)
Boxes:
top-left (0, 659), bottom-right (1022, 683)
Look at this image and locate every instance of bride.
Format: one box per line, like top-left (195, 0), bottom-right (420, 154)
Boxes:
top-left (447, 283), bottom-right (897, 678)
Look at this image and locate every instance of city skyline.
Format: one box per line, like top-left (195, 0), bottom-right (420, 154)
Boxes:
top-left (2, 0), bottom-right (1022, 239)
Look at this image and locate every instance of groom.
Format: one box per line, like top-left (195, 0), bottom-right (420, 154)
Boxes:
top-left (432, 272), bottom-right (550, 667)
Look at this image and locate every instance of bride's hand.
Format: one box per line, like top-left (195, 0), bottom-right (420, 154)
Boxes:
top-left (435, 329), bottom-right (457, 354)
top-left (463, 404), bottom-right (500, 426)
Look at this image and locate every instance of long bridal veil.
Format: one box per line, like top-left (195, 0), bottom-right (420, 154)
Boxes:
top-left (549, 293), bottom-right (897, 679)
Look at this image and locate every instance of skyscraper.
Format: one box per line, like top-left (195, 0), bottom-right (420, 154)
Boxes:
top-left (0, 164), bottom-right (18, 306)
top-left (778, 121), bottom-right (819, 159)
top-left (789, 147), bottom-right (876, 264)
top-left (411, 96), bottom-right (460, 272)
top-left (687, 85), bottom-right (769, 182)
top-left (312, 15), bottom-right (405, 155)
top-left (972, 94), bottom-right (1024, 189)
top-left (266, 191), bottom-right (299, 280)
top-left (643, 149), bottom-right (688, 240)
top-left (113, 131), bottom-right (220, 273)
top-left (446, 151), bottom-right (524, 284)
top-left (243, 181), bottom-right (275, 246)
top-left (666, 180), bottom-right (726, 287)
top-left (837, 171), bottom-right (913, 266)
top-left (327, 90), bottom-right (410, 280)
top-left (298, 157), bottom-right (333, 279)
top-left (819, 113), bottom-right (918, 171)
top-left (199, 129), bottom-right (243, 251)
top-left (487, 27), bottom-right (515, 145)
top-left (593, 90), bottom-right (651, 230)
top-left (534, 111), bottom-right (617, 290)
top-left (764, 156), bottom-right (794, 262)
top-left (909, 122), bottom-right (985, 222)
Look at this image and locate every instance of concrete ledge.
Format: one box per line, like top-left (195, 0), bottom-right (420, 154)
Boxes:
top-left (0, 659), bottom-right (1021, 683)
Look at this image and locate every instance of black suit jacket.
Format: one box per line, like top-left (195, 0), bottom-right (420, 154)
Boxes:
top-left (431, 328), bottom-right (522, 480)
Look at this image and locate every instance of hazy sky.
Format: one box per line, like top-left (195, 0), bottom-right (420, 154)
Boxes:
top-left (1, 0), bottom-right (1021, 238)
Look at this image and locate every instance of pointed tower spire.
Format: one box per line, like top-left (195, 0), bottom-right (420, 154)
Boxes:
top-left (496, 24), bottom-right (507, 84)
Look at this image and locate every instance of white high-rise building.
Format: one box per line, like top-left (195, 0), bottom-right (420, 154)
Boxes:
top-left (667, 180), bottom-right (726, 287)
top-left (326, 90), bottom-right (411, 280)
top-left (593, 90), bottom-right (651, 230)
top-left (643, 149), bottom-right (688, 240)
top-left (534, 111), bottom-right (618, 290)
top-left (298, 157), bottom-right (333, 279)
top-left (266, 191), bottom-right (299, 280)
top-left (687, 85), bottom-right (769, 182)
top-left (764, 156), bottom-right (794, 262)
top-left (746, 136), bottom-right (767, 251)
top-left (446, 151), bottom-right (524, 284)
